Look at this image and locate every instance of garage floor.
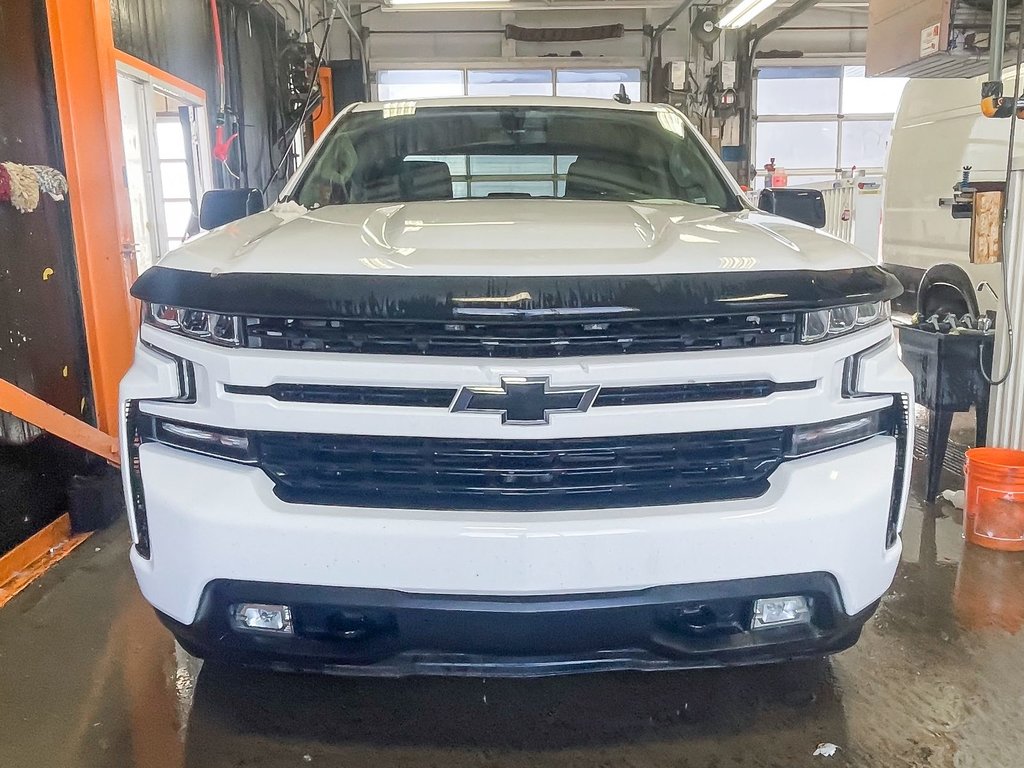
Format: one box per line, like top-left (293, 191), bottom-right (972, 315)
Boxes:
top-left (2, 465), bottom-right (1023, 768)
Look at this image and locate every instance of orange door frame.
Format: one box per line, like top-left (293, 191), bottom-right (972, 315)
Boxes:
top-left (3, 1), bottom-right (213, 460)
top-left (43, 0), bottom-right (137, 439)
top-left (113, 50), bottom-right (208, 104)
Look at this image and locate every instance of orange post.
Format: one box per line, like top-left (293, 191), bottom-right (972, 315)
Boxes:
top-left (312, 66), bottom-right (336, 141)
top-left (44, 0), bottom-right (138, 437)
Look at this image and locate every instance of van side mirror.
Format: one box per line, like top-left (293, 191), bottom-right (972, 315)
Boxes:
top-left (199, 188), bottom-right (265, 230)
top-left (757, 188), bottom-right (827, 229)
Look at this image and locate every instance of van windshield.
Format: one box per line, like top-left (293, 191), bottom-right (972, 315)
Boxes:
top-left (288, 105), bottom-right (742, 211)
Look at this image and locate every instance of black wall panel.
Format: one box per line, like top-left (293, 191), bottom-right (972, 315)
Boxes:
top-left (0, 0), bottom-right (96, 554)
top-left (110, 0), bottom-right (218, 111)
top-left (226, 4), bottom-right (291, 195)
top-left (110, 0), bottom-right (291, 195)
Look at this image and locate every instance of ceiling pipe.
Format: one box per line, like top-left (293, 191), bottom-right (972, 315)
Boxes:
top-left (980, 0), bottom-right (1015, 117)
top-left (749, 0), bottom-right (821, 47)
top-left (989, 0), bottom-right (1008, 83)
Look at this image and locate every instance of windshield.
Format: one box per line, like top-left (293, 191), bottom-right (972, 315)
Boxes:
top-left (288, 105), bottom-right (742, 211)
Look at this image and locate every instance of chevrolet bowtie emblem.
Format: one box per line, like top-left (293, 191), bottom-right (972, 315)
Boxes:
top-left (452, 377), bottom-right (600, 425)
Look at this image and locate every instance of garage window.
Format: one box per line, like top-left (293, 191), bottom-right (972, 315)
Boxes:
top-left (556, 69), bottom-right (642, 101)
top-left (377, 68), bottom-right (641, 102)
top-left (377, 70), bottom-right (465, 100)
top-left (405, 153), bottom-right (578, 198)
top-left (467, 70), bottom-right (554, 96)
top-left (753, 65), bottom-right (907, 188)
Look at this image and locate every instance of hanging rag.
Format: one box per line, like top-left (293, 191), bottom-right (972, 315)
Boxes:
top-left (4, 162), bottom-right (41, 213)
top-left (31, 165), bottom-right (68, 201)
top-left (0, 164), bottom-right (11, 203)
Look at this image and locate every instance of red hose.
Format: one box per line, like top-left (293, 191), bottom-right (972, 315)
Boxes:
top-left (210, 0), bottom-right (226, 112)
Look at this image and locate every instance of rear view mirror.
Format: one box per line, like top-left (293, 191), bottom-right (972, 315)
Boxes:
top-left (199, 188), bottom-right (265, 230)
top-left (757, 188), bottom-right (827, 229)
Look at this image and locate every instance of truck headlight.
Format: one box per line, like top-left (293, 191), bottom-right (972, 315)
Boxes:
top-left (788, 409), bottom-right (893, 457)
top-left (802, 301), bottom-right (890, 343)
top-left (138, 415), bottom-right (256, 462)
top-left (143, 302), bottom-right (243, 346)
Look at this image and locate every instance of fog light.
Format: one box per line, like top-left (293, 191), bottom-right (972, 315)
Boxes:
top-left (232, 603), bottom-right (294, 633)
top-left (751, 596), bottom-right (811, 629)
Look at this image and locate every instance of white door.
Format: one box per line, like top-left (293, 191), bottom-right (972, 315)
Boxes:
top-left (117, 73), bottom-right (160, 274)
top-left (116, 68), bottom-right (212, 273)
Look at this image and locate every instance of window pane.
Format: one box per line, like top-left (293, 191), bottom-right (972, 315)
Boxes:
top-left (452, 181), bottom-right (469, 199)
top-left (755, 121), bottom-right (839, 170)
top-left (556, 155), bottom-right (578, 174)
top-left (787, 174), bottom-right (839, 187)
top-left (160, 161), bottom-right (191, 199)
top-left (467, 69), bottom-right (553, 97)
top-left (407, 154), bottom-right (467, 176)
top-left (164, 201), bottom-right (193, 243)
top-left (556, 69), bottom-right (642, 100)
top-left (756, 66), bottom-right (841, 115)
top-left (842, 66), bottom-right (907, 114)
top-left (753, 173), bottom-right (838, 191)
top-left (378, 70), bottom-right (463, 101)
top-left (155, 120), bottom-right (187, 160)
top-left (469, 155), bottom-right (554, 176)
top-left (841, 120), bottom-right (893, 168)
top-left (470, 180), bottom-right (555, 197)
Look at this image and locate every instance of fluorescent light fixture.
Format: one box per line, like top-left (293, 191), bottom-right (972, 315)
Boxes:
top-left (719, 0), bottom-right (779, 29)
top-left (389, 0), bottom-right (510, 5)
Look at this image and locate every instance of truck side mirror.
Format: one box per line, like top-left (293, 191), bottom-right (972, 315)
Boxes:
top-left (199, 188), bottom-right (265, 230)
top-left (757, 188), bottom-right (827, 229)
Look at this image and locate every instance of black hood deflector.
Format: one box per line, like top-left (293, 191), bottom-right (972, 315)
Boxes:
top-left (131, 266), bottom-right (903, 319)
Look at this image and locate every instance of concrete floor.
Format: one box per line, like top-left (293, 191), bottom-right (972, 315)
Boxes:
top-left (2, 464), bottom-right (1023, 768)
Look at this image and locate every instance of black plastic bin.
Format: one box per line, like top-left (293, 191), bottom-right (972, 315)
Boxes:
top-left (896, 325), bottom-right (994, 501)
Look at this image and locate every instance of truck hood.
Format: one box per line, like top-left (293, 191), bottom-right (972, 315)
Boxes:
top-left (156, 199), bottom-right (875, 277)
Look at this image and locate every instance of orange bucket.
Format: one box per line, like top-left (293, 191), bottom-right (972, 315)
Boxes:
top-left (964, 447), bottom-right (1024, 551)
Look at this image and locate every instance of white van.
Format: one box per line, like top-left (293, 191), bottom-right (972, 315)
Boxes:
top-left (883, 71), bottom-right (1023, 318)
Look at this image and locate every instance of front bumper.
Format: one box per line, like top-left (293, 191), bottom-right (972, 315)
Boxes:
top-left (131, 435), bottom-right (903, 626)
top-left (159, 573), bottom-right (878, 677)
top-left (120, 322), bottom-right (913, 674)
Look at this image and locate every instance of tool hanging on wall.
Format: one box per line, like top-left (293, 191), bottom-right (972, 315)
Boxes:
top-left (0, 162), bottom-right (68, 213)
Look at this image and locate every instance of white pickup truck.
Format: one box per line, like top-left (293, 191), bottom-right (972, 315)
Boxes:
top-left (121, 96), bottom-right (913, 676)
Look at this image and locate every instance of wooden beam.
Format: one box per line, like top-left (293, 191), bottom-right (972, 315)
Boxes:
top-left (0, 379), bottom-right (119, 464)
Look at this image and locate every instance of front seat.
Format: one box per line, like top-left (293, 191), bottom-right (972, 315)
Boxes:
top-left (402, 160), bottom-right (454, 201)
top-left (564, 157), bottom-right (645, 200)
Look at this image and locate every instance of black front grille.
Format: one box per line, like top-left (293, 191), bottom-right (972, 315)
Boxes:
top-left (257, 429), bottom-right (788, 510)
top-left (243, 312), bottom-right (800, 358)
top-left (224, 379), bottom-right (818, 409)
